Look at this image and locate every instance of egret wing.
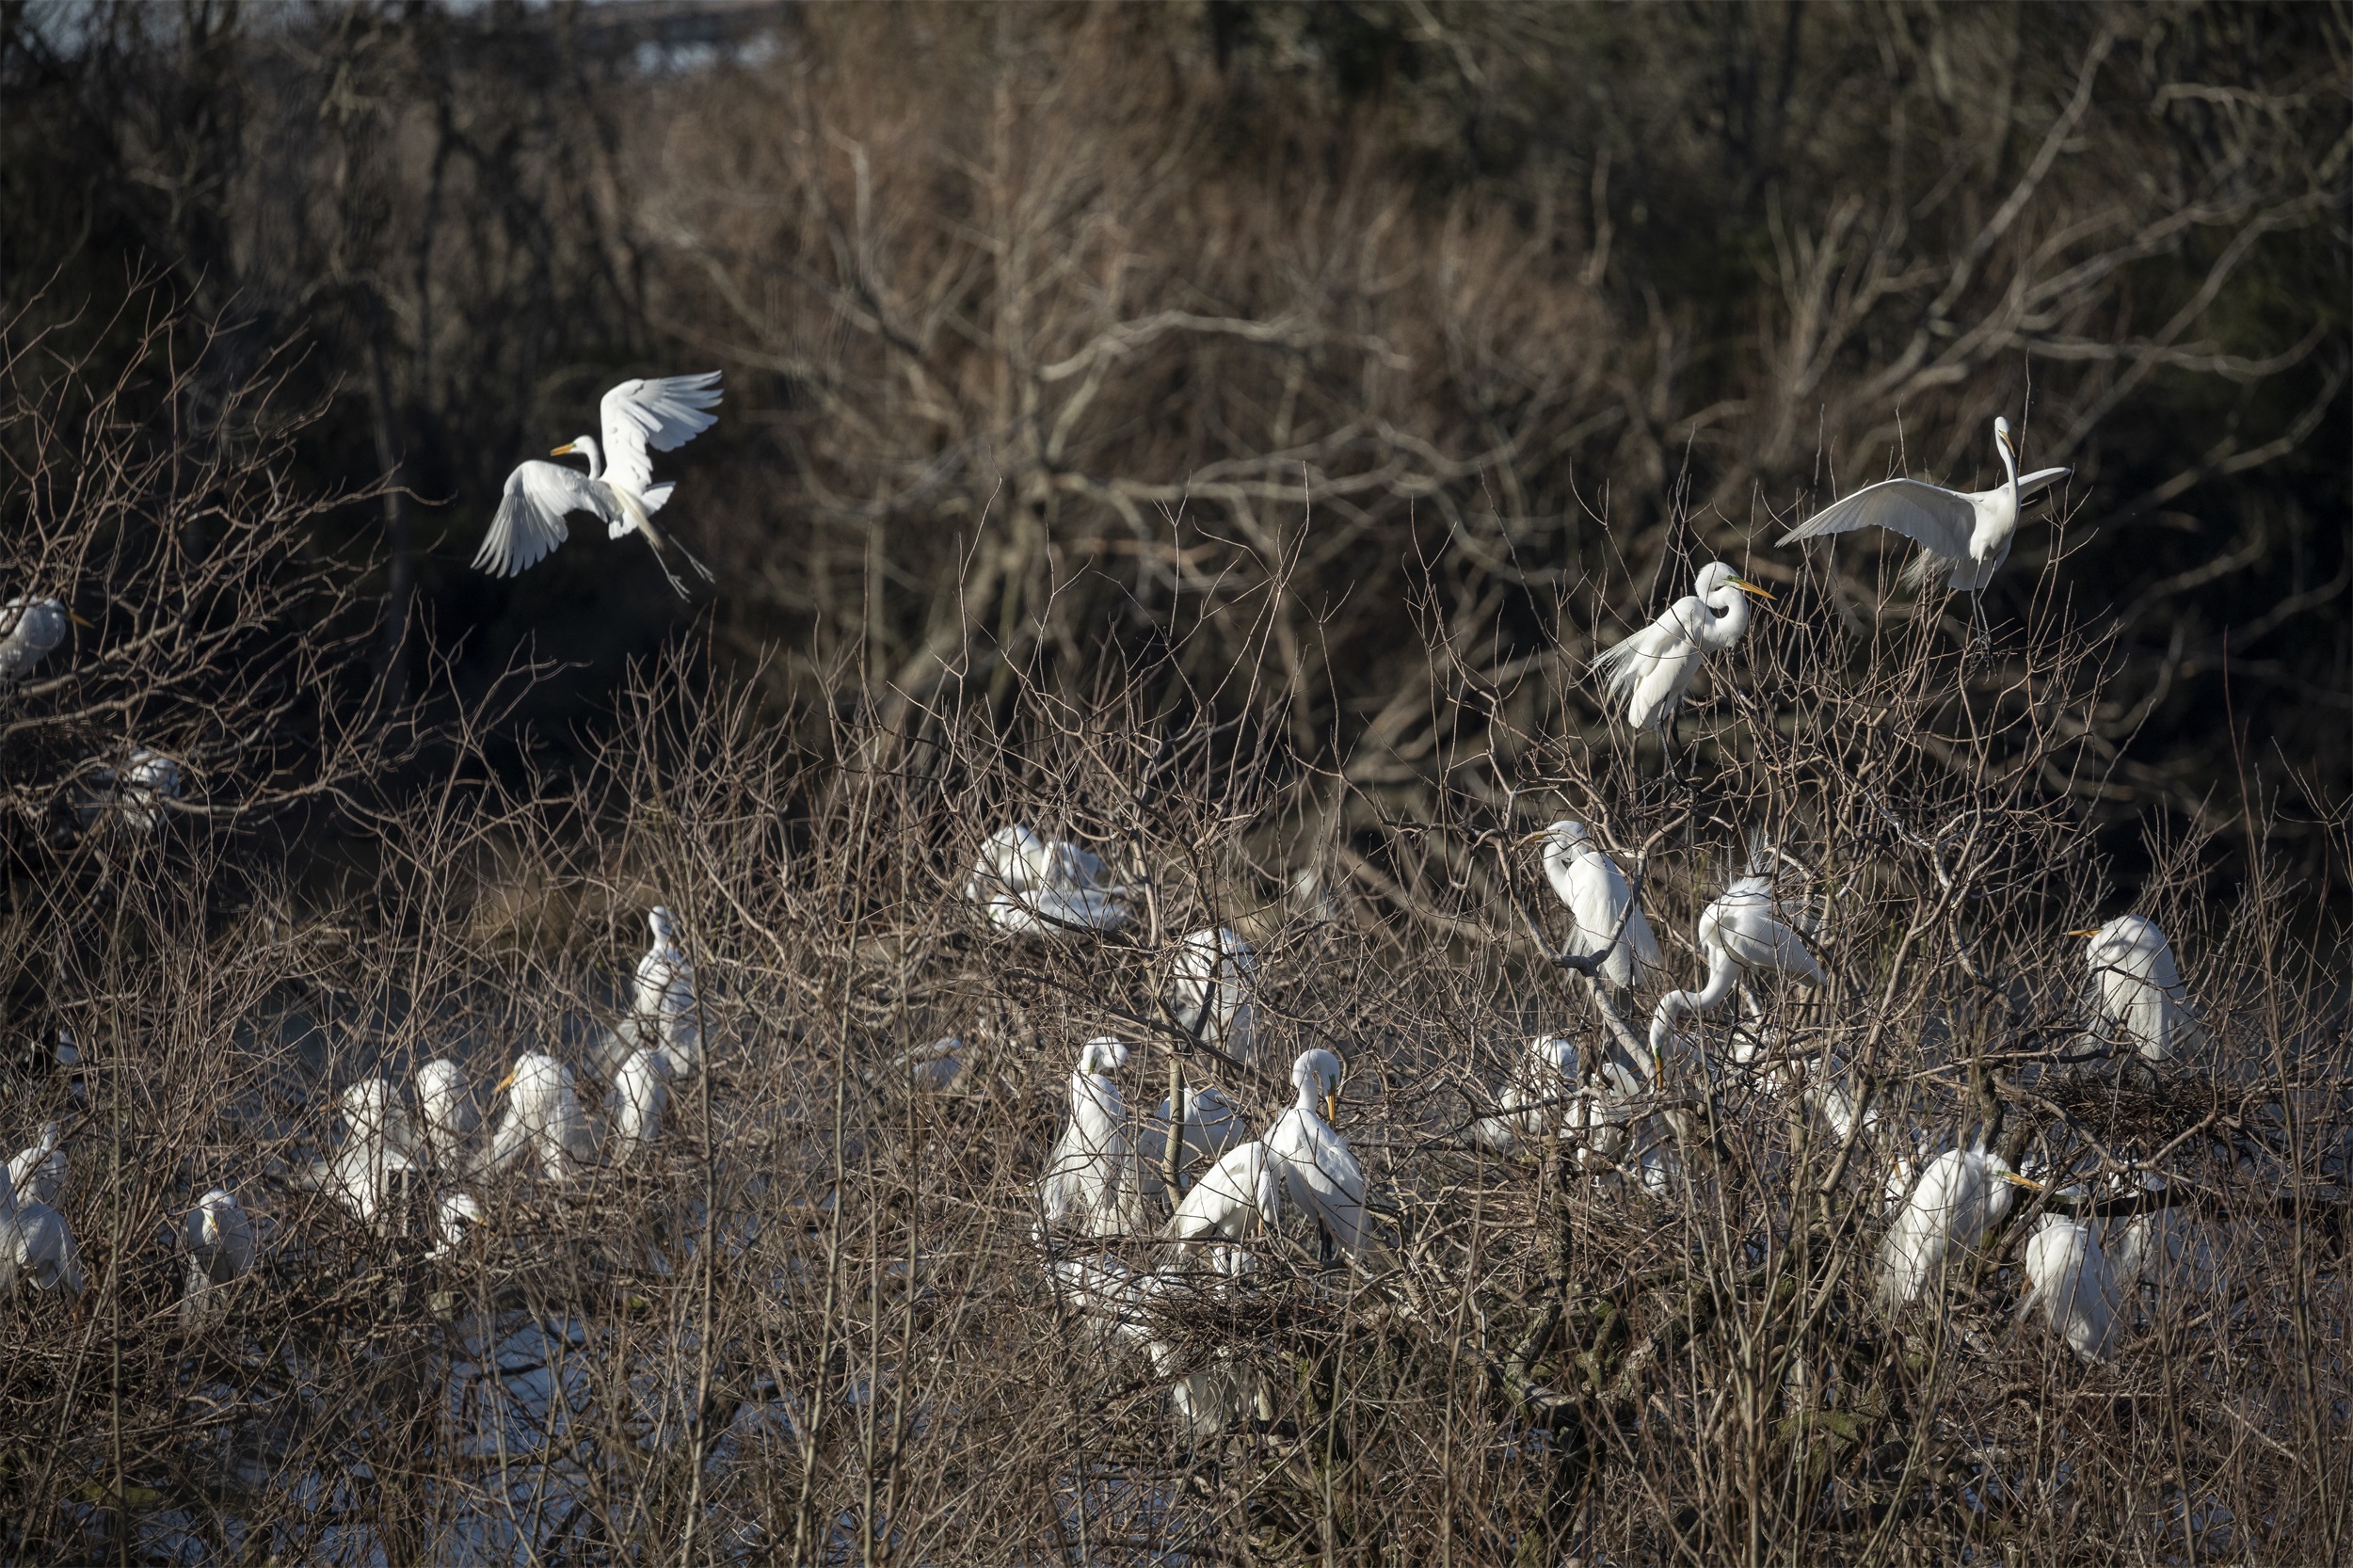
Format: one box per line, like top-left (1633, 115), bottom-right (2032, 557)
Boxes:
top-left (598, 373), bottom-right (724, 495)
top-left (2013, 466), bottom-right (2070, 502)
top-left (1780, 478), bottom-right (1977, 563)
top-left (475, 461), bottom-right (615, 577)
top-left (1588, 614), bottom-right (1681, 703)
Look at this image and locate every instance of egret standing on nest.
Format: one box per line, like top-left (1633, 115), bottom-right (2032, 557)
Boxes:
top-left (1589, 563), bottom-right (1773, 774)
top-left (1779, 417), bottom-right (2069, 622)
top-left (2070, 916), bottom-right (2207, 1069)
top-left (1520, 822), bottom-right (1662, 988)
top-left (2019, 1198), bottom-right (2122, 1364)
top-left (416, 1060), bottom-right (481, 1172)
top-left (1466, 1034), bottom-right (1581, 1157)
top-left (1878, 1146), bottom-right (2034, 1308)
top-left (472, 373), bottom-right (724, 598)
top-left (1267, 1048), bottom-right (1370, 1261)
top-left (490, 1053), bottom-right (599, 1179)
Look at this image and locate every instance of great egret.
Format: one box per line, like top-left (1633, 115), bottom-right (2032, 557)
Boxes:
top-left (1466, 1034), bottom-right (1580, 1155)
top-left (1520, 822), bottom-right (1662, 987)
top-left (607, 1048), bottom-right (674, 1160)
top-left (0, 597), bottom-right (85, 681)
top-left (490, 1053), bottom-right (598, 1179)
top-left (1267, 1048), bottom-right (1370, 1261)
top-left (432, 1192), bottom-right (486, 1261)
top-left (472, 372), bottom-right (724, 597)
top-left (2106, 1174), bottom-right (2215, 1298)
top-left (1040, 1038), bottom-right (1146, 1237)
top-left (2070, 917), bottom-right (2206, 1067)
top-left (182, 1188), bottom-right (254, 1326)
top-left (416, 1059), bottom-right (481, 1171)
top-left (302, 1080), bottom-right (424, 1229)
top-left (1649, 851), bottom-right (1824, 1075)
top-left (109, 748), bottom-right (181, 831)
top-left (597, 906), bottom-right (704, 1080)
top-left (1170, 927), bottom-right (1261, 1065)
top-left (1144, 1083), bottom-right (1251, 1172)
top-left (1589, 562), bottom-right (1773, 740)
top-left (1162, 1139), bottom-right (1282, 1260)
top-left (966, 824), bottom-right (1132, 935)
top-left (1878, 1146), bottom-right (2033, 1308)
top-left (2019, 1207), bottom-right (2121, 1364)
top-left (1779, 416), bottom-right (2069, 594)
top-left (8, 1122), bottom-right (65, 1206)
top-left (3, 1200), bottom-right (86, 1297)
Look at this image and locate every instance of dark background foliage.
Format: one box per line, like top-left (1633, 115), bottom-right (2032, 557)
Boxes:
top-left (4, 0), bottom-right (2345, 898)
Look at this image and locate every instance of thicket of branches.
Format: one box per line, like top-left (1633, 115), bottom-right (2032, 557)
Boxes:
top-left (3, 0), bottom-right (2345, 896)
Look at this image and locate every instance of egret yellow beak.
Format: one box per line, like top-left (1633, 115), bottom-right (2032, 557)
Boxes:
top-left (494, 1068), bottom-right (519, 1096)
top-left (1515, 829), bottom-right (1555, 847)
top-left (1730, 577), bottom-right (1775, 601)
top-left (550, 442), bottom-right (577, 456)
top-left (2065, 928), bottom-right (2101, 939)
top-left (1999, 1172), bottom-right (2045, 1191)
top-left (1323, 1091), bottom-right (1338, 1124)
top-left (68, 612), bottom-right (93, 629)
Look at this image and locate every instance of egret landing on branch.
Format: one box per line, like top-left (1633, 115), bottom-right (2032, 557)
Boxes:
top-left (473, 373), bottom-right (724, 599)
top-left (1589, 564), bottom-right (1773, 777)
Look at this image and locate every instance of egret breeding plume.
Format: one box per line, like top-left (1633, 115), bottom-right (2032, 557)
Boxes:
top-left (1878, 1146), bottom-right (2033, 1308)
top-left (1039, 1038), bottom-right (1146, 1238)
top-left (1589, 562), bottom-right (1773, 748)
top-left (965, 824), bottom-right (1132, 935)
top-left (1162, 1139), bottom-right (1282, 1264)
top-left (1649, 842), bottom-right (1824, 1075)
top-left (2071, 916), bottom-right (2207, 1068)
top-left (2018, 1200), bottom-right (2122, 1364)
top-left (182, 1187), bottom-right (254, 1326)
top-left (1521, 821), bottom-right (1662, 987)
top-left (490, 1053), bottom-right (598, 1179)
top-left (1467, 1034), bottom-right (1579, 1156)
top-left (415, 1059), bottom-right (481, 1171)
top-left (0, 596), bottom-right (85, 681)
top-left (1779, 416), bottom-right (2069, 595)
top-left (1266, 1048), bottom-right (1370, 1261)
top-left (472, 372), bottom-right (724, 598)
top-left (1170, 927), bottom-right (1261, 1065)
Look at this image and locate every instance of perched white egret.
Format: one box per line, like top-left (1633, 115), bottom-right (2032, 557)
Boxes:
top-left (616, 906), bottom-right (704, 1076)
top-left (415, 1059), bottom-right (481, 1171)
top-left (1590, 563), bottom-right (1773, 737)
top-left (1878, 1146), bottom-right (2031, 1308)
top-left (106, 748), bottom-right (181, 831)
top-left (473, 373), bottom-right (724, 597)
top-left (432, 1192), bottom-right (486, 1261)
top-left (1780, 417), bottom-right (2070, 595)
top-left (1520, 822), bottom-right (1662, 987)
top-left (1144, 1083), bottom-right (1251, 1172)
top-left (490, 1053), bottom-right (598, 1179)
top-left (1040, 1038), bottom-right (1146, 1237)
top-left (1467, 1034), bottom-right (1580, 1155)
top-left (876, 1035), bottom-right (972, 1094)
top-left (2019, 1208), bottom-right (2121, 1364)
top-left (2070, 917), bottom-right (2207, 1066)
top-left (1266, 1048), bottom-right (1370, 1261)
top-left (1649, 850), bottom-right (1824, 1075)
top-left (3, 1200), bottom-right (87, 1297)
top-left (607, 1048), bottom-right (673, 1160)
top-left (1162, 1140), bottom-right (1282, 1260)
top-left (966, 825), bottom-right (1131, 935)
top-left (0, 597), bottom-right (84, 681)
top-left (1170, 927), bottom-right (1261, 1064)
top-left (182, 1187), bottom-right (254, 1326)
top-left (8, 1122), bottom-right (65, 1207)
top-left (301, 1080), bottom-right (425, 1229)
top-left (2105, 1174), bottom-right (2216, 1299)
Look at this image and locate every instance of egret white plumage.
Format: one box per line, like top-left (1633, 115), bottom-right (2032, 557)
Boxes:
top-left (1144, 1083), bottom-right (1251, 1172)
top-left (302, 1080), bottom-right (424, 1228)
top-left (2019, 1206), bottom-right (2122, 1364)
top-left (607, 906), bottom-right (702, 1077)
top-left (1170, 927), bottom-right (1261, 1065)
top-left (965, 824), bottom-right (1131, 935)
top-left (8, 1121), bottom-right (65, 1207)
top-left (1520, 821), bottom-right (1662, 987)
top-left (0, 596), bottom-right (83, 681)
top-left (489, 1053), bottom-right (598, 1179)
top-left (1039, 1038), bottom-right (1146, 1237)
top-left (1589, 562), bottom-right (1773, 741)
top-left (415, 1059), bottom-right (481, 1171)
top-left (472, 372), bottom-right (724, 598)
top-left (1878, 1146), bottom-right (2032, 1308)
top-left (3, 1200), bottom-right (86, 1297)
top-left (113, 748), bottom-right (182, 831)
top-left (432, 1192), bottom-right (486, 1260)
top-left (182, 1187), bottom-right (254, 1325)
top-left (1780, 417), bottom-right (2069, 595)
top-left (1266, 1048), bottom-right (1370, 1261)
top-left (2071, 916), bottom-right (2206, 1067)
top-left (1162, 1140), bottom-right (1281, 1261)
top-left (607, 1048), bottom-right (673, 1160)
top-left (1649, 846), bottom-right (1824, 1075)
top-left (2105, 1173), bottom-right (2215, 1299)
top-left (1467, 1034), bottom-right (1579, 1155)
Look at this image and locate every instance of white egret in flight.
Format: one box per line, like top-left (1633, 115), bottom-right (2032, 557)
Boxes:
top-left (1520, 822), bottom-right (1662, 987)
top-left (490, 1053), bottom-right (598, 1179)
top-left (1466, 1034), bottom-right (1580, 1155)
top-left (965, 824), bottom-right (1131, 935)
top-left (1040, 1038), bottom-right (1146, 1237)
top-left (2018, 1199), bottom-right (2122, 1364)
top-left (1780, 417), bottom-right (2069, 595)
top-left (1590, 563), bottom-right (1773, 745)
top-left (8, 1122), bottom-right (65, 1207)
top-left (1877, 1146), bottom-right (2033, 1308)
top-left (182, 1188), bottom-right (254, 1327)
top-left (1267, 1048), bottom-right (1370, 1261)
top-left (1648, 849), bottom-right (1824, 1075)
top-left (0, 597), bottom-right (86, 681)
top-left (607, 1048), bottom-right (674, 1160)
top-left (1170, 927), bottom-right (1261, 1066)
top-left (415, 1059), bottom-right (481, 1173)
top-left (2070, 916), bottom-right (2206, 1067)
top-left (472, 373), bottom-right (724, 598)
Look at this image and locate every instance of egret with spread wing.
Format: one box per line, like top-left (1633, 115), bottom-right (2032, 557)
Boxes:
top-left (473, 373), bottom-right (724, 598)
top-left (1780, 416), bottom-right (2068, 596)
top-left (1589, 564), bottom-right (1773, 767)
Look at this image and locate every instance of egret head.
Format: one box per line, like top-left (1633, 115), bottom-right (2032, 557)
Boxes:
top-left (550, 435), bottom-right (602, 472)
top-left (648, 906), bottom-right (680, 943)
top-left (1692, 561), bottom-right (1775, 604)
top-left (1531, 1034), bottom-right (1578, 1077)
top-left (1516, 818), bottom-right (1587, 852)
top-left (1993, 415), bottom-right (2012, 450)
top-left (1293, 1048), bottom-right (1344, 1121)
top-left (1079, 1037), bottom-right (1128, 1076)
top-left (2068, 916), bottom-right (2155, 967)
